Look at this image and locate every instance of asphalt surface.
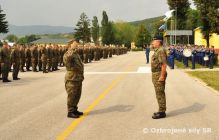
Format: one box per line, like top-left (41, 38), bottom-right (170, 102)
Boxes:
top-left (0, 51), bottom-right (218, 140)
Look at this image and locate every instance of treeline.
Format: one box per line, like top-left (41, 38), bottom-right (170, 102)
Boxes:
top-left (74, 11), bottom-right (153, 48)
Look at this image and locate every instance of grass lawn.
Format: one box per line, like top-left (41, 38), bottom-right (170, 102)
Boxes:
top-left (175, 60), bottom-right (219, 69)
top-left (186, 71), bottom-right (219, 92)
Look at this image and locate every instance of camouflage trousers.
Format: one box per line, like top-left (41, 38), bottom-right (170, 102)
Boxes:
top-left (20, 59), bottom-right (25, 71)
top-left (26, 58), bottom-right (31, 70)
top-left (152, 72), bottom-right (167, 112)
top-left (1, 63), bottom-right (10, 80)
top-left (65, 80), bottom-right (82, 113)
top-left (32, 59), bottom-right (38, 72)
top-left (47, 59), bottom-right (52, 71)
top-left (13, 63), bottom-right (20, 78)
top-left (41, 59), bottom-right (47, 73)
top-left (38, 60), bottom-right (42, 71)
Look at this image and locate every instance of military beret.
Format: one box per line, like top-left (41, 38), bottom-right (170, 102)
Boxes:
top-left (153, 35), bottom-right (163, 41)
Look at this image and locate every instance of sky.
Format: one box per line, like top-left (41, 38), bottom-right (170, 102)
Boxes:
top-left (0, 0), bottom-right (195, 27)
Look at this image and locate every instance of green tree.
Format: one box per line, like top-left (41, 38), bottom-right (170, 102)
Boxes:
top-left (194, 0), bottom-right (219, 46)
top-left (0, 7), bottom-right (8, 34)
top-left (74, 12), bottom-right (91, 43)
top-left (186, 9), bottom-right (202, 30)
top-left (91, 16), bottom-right (100, 45)
top-left (167, 0), bottom-right (190, 30)
top-left (17, 34), bottom-right (40, 45)
top-left (101, 11), bottom-right (116, 45)
top-left (135, 24), bottom-right (151, 48)
top-left (5, 34), bottom-right (18, 42)
top-left (107, 21), bottom-right (115, 45)
top-left (113, 21), bottom-right (137, 48)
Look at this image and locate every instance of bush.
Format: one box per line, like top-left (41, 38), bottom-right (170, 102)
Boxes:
top-left (131, 48), bottom-right (143, 51)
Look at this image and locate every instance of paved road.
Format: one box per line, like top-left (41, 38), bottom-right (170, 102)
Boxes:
top-left (0, 52), bottom-right (218, 140)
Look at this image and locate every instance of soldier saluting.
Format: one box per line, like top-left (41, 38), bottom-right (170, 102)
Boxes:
top-left (63, 42), bottom-right (84, 118)
top-left (151, 36), bottom-right (168, 119)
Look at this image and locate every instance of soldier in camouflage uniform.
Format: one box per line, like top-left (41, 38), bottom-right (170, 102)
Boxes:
top-left (38, 46), bottom-right (43, 71)
top-left (19, 46), bottom-right (26, 72)
top-left (0, 42), bottom-right (11, 82)
top-left (59, 46), bottom-right (65, 67)
top-left (47, 45), bottom-right (53, 72)
top-left (11, 44), bottom-right (21, 80)
top-left (83, 45), bottom-right (89, 63)
top-left (55, 45), bottom-right (60, 70)
top-left (40, 45), bottom-right (48, 73)
top-left (25, 46), bottom-right (32, 71)
top-left (52, 46), bottom-right (56, 71)
top-left (63, 42), bottom-right (84, 118)
top-left (31, 46), bottom-right (39, 72)
top-left (151, 36), bottom-right (168, 119)
top-left (0, 44), bottom-right (2, 80)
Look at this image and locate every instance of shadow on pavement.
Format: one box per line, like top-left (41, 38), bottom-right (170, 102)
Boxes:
top-left (89, 104), bottom-right (134, 116)
top-left (168, 103), bottom-right (206, 117)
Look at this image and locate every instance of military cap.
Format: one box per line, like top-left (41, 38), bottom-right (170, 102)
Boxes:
top-left (153, 35), bottom-right (163, 41)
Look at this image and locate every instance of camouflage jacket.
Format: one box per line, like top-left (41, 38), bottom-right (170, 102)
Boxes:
top-left (10, 49), bottom-right (20, 64)
top-left (151, 47), bottom-right (167, 73)
top-left (0, 47), bottom-right (11, 64)
top-left (31, 48), bottom-right (38, 60)
top-left (63, 49), bottom-right (84, 82)
top-left (25, 48), bottom-right (31, 59)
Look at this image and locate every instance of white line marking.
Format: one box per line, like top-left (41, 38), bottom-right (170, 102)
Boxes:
top-left (85, 67), bottom-right (151, 75)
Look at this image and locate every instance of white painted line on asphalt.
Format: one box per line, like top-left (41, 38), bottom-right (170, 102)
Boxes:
top-left (137, 66), bottom-right (151, 73)
top-left (85, 67), bottom-right (151, 75)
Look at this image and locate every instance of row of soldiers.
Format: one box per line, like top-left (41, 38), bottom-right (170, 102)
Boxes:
top-left (167, 45), bottom-right (216, 69)
top-left (0, 42), bottom-right (128, 82)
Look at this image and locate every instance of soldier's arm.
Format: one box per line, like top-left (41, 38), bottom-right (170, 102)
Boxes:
top-left (158, 48), bottom-right (167, 81)
top-left (10, 50), bottom-right (14, 63)
top-left (73, 54), bottom-right (84, 72)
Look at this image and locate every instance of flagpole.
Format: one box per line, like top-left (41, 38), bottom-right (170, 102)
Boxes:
top-left (175, 7), bottom-right (177, 45)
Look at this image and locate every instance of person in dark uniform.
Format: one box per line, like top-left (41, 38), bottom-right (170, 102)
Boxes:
top-left (168, 45), bottom-right (175, 69)
top-left (209, 46), bottom-right (215, 69)
top-left (191, 47), bottom-right (196, 69)
top-left (145, 45), bottom-right (150, 64)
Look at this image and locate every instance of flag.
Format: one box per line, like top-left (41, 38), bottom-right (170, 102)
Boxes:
top-left (165, 10), bottom-right (175, 19)
top-left (159, 24), bottom-right (166, 30)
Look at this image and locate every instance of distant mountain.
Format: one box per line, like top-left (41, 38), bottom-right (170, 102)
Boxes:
top-left (0, 25), bottom-right (74, 39)
top-left (129, 16), bottom-right (164, 32)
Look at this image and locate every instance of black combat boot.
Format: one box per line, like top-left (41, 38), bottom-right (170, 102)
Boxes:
top-left (67, 112), bottom-right (80, 118)
top-left (3, 79), bottom-right (12, 82)
top-left (74, 110), bottom-right (84, 116)
top-left (152, 112), bottom-right (166, 119)
top-left (13, 77), bottom-right (21, 80)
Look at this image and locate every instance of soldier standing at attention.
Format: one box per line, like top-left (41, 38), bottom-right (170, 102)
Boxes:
top-left (47, 45), bottom-right (53, 72)
top-left (38, 45), bottom-right (43, 71)
top-left (0, 45), bottom-right (2, 80)
top-left (10, 44), bottom-right (21, 80)
top-left (19, 45), bottom-right (26, 72)
top-left (151, 36), bottom-right (168, 119)
top-left (41, 45), bottom-right (48, 73)
top-left (0, 42), bottom-right (11, 82)
top-left (31, 46), bottom-right (39, 72)
top-left (25, 46), bottom-right (32, 71)
top-left (209, 46), bottom-right (215, 69)
top-left (63, 42), bottom-right (84, 118)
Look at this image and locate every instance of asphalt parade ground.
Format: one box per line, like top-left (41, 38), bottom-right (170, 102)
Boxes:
top-left (0, 52), bottom-right (218, 140)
